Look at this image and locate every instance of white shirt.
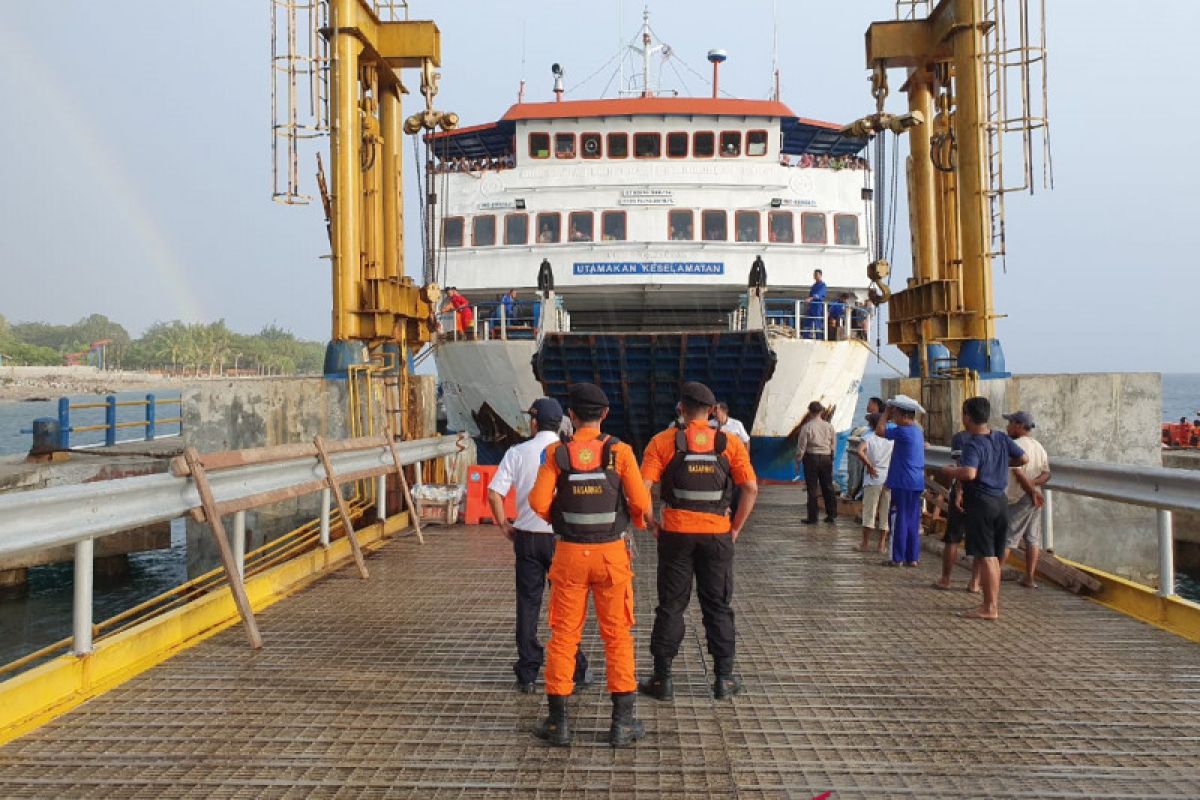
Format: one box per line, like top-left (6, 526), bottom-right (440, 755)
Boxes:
top-left (709, 417), bottom-right (751, 445)
top-left (1007, 435), bottom-right (1049, 504)
top-left (861, 431), bottom-right (894, 487)
top-left (488, 430), bottom-right (559, 533)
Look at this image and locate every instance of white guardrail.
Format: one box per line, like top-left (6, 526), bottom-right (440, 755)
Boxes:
top-left (0, 434), bottom-right (463, 655)
top-left (925, 445), bottom-right (1200, 598)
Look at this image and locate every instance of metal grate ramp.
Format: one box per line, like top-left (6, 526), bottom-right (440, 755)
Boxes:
top-left (1, 486), bottom-right (1198, 798)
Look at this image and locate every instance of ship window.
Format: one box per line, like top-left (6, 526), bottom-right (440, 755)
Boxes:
top-left (634, 132), bottom-right (661, 158)
top-left (735, 211), bottom-right (760, 242)
top-left (568, 211), bottom-right (594, 242)
top-left (768, 211), bottom-right (794, 243)
top-left (529, 132), bottom-right (550, 159)
top-left (747, 130), bottom-right (769, 157)
top-left (536, 213), bottom-right (561, 243)
top-left (693, 131), bottom-right (715, 158)
top-left (607, 132), bottom-right (629, 158)
top-left (668, 210), bottom-right (694, 241)
top-left (834, 214), bottom-right (860, 245)
top-left (555, 133), bottom-right (576, 159)
top-left (801, 212), bottom-right (828, 244)
top-left (581, 132), bottom-right (603, 159)
top-left (442, 216), bottom-right (464, 247)
top-left (472, 215), bottom-right (496, 247)
top-left (666, 131), bottom-right (688, 158)
top-left (602, 211), bottom-right (627, 241)
top-left (702, 210), bottom-right (727, 241)
top-left (720, 131), bottom-right (741, 157)
top-left (504, 213), bottom-right (529, 245)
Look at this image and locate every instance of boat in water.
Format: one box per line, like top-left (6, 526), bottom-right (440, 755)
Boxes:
top-left (426, 17), bottom-right (875, 480)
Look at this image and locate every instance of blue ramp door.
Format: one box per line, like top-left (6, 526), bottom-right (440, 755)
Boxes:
top-left (535, 332), bottom-right (776, 453)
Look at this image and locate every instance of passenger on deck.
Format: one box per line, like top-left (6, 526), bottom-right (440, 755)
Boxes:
top-left (490, 289), bottom-right (518, 335)
top-left (801, 270), bottom-right (827, 339)
top-left (1003, 411), bottom-right (1049, 589)
top-left (487, 398), bottom-right (591, 695)
top-left (794, 401), bottom-right (837, 525)
top-left (856, 412), bottom-right (893, 553)
top-left (440, 287), bottom-right (474, 336)
top-left (852, 299), bottom-right (871, 339)
top-left (670, 218), bottom-right (693, 241)
top-left (827, 293), bottom-right (852, 340)
top-left (882, 394), bottom-right (926, 568)
top-left (640, 382), bottom-right (758, 703)
top-left (941, 396), bottom-right (1032, 621)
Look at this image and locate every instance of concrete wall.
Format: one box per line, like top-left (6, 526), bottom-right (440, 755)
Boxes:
top-left (182, 378), bottom-right (356, 577)
top-left (884, 372), bottom-right (1163, 583)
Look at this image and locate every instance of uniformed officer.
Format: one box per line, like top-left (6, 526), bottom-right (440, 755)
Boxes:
top-left (640, 381), bottom-right (758, 700)
top-left (528, 383), bottom-right (652, 747)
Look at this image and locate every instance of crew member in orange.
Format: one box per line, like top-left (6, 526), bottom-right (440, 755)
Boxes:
top-left (640, 381), bottom-right (758, 701)
top-left (529, 382), bottom-right (652, 747)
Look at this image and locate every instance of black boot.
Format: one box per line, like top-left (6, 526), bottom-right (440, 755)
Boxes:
top-left (713, 658), bottom-right (743, 700)
top-left (608, 692), bottom-right (646, 748)
top-left (637, 656), bottom-right (674, 701)
top-left (533, 694), bottom-right (571, 746)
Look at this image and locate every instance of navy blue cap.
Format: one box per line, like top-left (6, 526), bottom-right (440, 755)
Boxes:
top-left (1003, 410), bottom-right (1036, 429)
top-left (568, 382), bottom-right (609, 410)
top-left (526, 397), bottom-right (563, 430)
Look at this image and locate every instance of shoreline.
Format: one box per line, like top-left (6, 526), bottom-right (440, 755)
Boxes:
top-left (0, 367), bottom-right (278, 402)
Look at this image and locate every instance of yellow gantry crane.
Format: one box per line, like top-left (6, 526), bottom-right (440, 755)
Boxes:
top-left (271, 0), bottom-right (456, 380)
top-left (848, 0), bottom-right (1051, 380)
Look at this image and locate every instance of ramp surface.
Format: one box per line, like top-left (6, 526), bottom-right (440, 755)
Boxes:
top-left (1, 487), bottom-right (1198, 798)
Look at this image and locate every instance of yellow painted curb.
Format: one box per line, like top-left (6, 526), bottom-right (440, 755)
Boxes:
top-left (1055, 556), bottom-right (1200, 644)
top-left (0, 514), bottom-right (410, 747)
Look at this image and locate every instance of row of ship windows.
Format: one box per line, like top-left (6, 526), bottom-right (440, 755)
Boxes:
top-left (528, 130), bottom-right (770, 160)
top-left (441, 210), bottom-right (861, 247)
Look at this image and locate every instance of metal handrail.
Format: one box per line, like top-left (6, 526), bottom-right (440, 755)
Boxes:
top-left (924, 445), bottom-right (1200, 597)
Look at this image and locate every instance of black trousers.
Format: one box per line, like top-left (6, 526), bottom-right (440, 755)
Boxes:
top-left (650, 531), bottom-right (736, 663)
top-left (802, 452), bottom-right (837, 522)
top-left (513, 529), bottom-right (588, 684)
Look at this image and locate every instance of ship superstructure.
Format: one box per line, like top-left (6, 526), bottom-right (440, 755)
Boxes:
top-left (426, 41), bottom-right (874, 478)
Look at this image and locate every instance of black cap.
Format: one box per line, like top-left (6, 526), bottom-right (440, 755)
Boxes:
top-left (680, 381), bottom-right (717, 407)
top-left (568, 382), bottom-right (609, 411)
top-left (526, 397), bottom-right (563, 430)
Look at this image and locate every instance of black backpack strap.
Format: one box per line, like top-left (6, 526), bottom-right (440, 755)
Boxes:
top-left (714, 431), bottom-right (727, 455)
top-left (674, 428), bottom-right (688, 453)
top-left (554, 442), bottom-right (571, 472)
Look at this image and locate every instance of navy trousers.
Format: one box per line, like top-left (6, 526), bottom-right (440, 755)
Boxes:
top-left (889, 489), bottom-right (923, 564)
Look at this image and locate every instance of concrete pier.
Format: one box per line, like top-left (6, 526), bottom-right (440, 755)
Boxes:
top-left (1, 487), bottom-right (1197, 798)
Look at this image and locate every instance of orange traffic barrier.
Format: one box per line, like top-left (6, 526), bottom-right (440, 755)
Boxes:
top-left (464, 465), bottom-right (517, 525)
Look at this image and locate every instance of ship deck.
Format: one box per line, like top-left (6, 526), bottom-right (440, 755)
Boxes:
top-left (1, 486), bottom-right (1198, 798)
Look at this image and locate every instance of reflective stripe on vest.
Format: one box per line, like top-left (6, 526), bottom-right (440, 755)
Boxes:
top-left (561, 511), bottom-right (619, 525)
top-left (661, 426), bottom-right (733, 515)
top-left (672, 489), bottom-right (725, 501)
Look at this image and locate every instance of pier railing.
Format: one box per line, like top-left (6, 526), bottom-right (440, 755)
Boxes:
top-left (24, 394), bottom-right (184, 450)
top-left (0, 433), bottom-right (464, 667)
top-left (925, 446), bottom-right (1200, 599)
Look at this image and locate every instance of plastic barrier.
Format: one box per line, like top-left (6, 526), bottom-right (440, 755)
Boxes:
top-left (464, 465), bottom-right (517, 525)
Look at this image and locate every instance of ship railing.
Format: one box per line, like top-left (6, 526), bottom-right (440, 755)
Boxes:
top-left (736, 297), bottom-right (871, 341)
top-left (437, 299), bottom-right (570, 343)
top-left (925, 446), bottom-right (1200, 600)
top-left (0, 433), bottom-right (465, 670)
top-left (21, 393), bottom-right (183, 452)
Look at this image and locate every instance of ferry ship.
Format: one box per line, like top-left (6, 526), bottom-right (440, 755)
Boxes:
top-left (427, 24), bottom-right (874, 480)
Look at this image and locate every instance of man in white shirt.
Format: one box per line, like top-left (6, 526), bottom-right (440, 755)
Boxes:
top-left (488, 398), bottom-right (590, 693)
top-left (1003, 411), bottom-right (1050, 588)
top-left (710, 402), bottom-right (751, 447)
top-left (855, 412), bottom-right (894, 552)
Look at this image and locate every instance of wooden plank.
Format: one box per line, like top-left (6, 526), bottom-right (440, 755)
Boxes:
top-left (314, 435), bottom-right (369, 580)
top-left (182, 447), bottom-right (263, 649)
top-left (384, 423), bottom-right (425, 545)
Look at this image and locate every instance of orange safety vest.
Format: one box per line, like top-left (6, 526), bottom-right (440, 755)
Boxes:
top-left (551, 435), bottom-right (629, 543)
top-left (661, 425), bottom-right (734, 516)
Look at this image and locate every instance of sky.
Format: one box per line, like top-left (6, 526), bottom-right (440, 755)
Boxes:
top-left (0, 1), bottom-right (1197, 374)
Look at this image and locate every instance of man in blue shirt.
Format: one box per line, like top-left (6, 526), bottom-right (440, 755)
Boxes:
top-left (881, 394), bottom-right (926, 567)
top-left (802, 269), bottom-right (827, 339)
top-left (941, 396), bottom-right (1032, 620)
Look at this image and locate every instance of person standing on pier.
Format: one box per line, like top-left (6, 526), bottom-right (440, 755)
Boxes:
top-left (639, 382), bottom-right (758, 702)
top-left (487, 397), bottom-right (591, 695)
top-left (882, 395), bottom-right (926, 567)
top-left (934, 430), bottom-right (972, 590)
top-left (855, 412), bottom-right (892, 553)
top-left (1003, 411), bottom-right (1049, 588)
top-left (529, 383), bottom-right (652, 747)
top-left (794, 401), bottom-right (838, 525)
top-left (941, 397), bottom-right (1031, 620)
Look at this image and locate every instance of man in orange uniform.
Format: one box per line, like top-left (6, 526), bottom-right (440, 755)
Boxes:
top-left (529, 383), bottom-right (652, 747)
top-left (640, 382), bottom-right (758, 701)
